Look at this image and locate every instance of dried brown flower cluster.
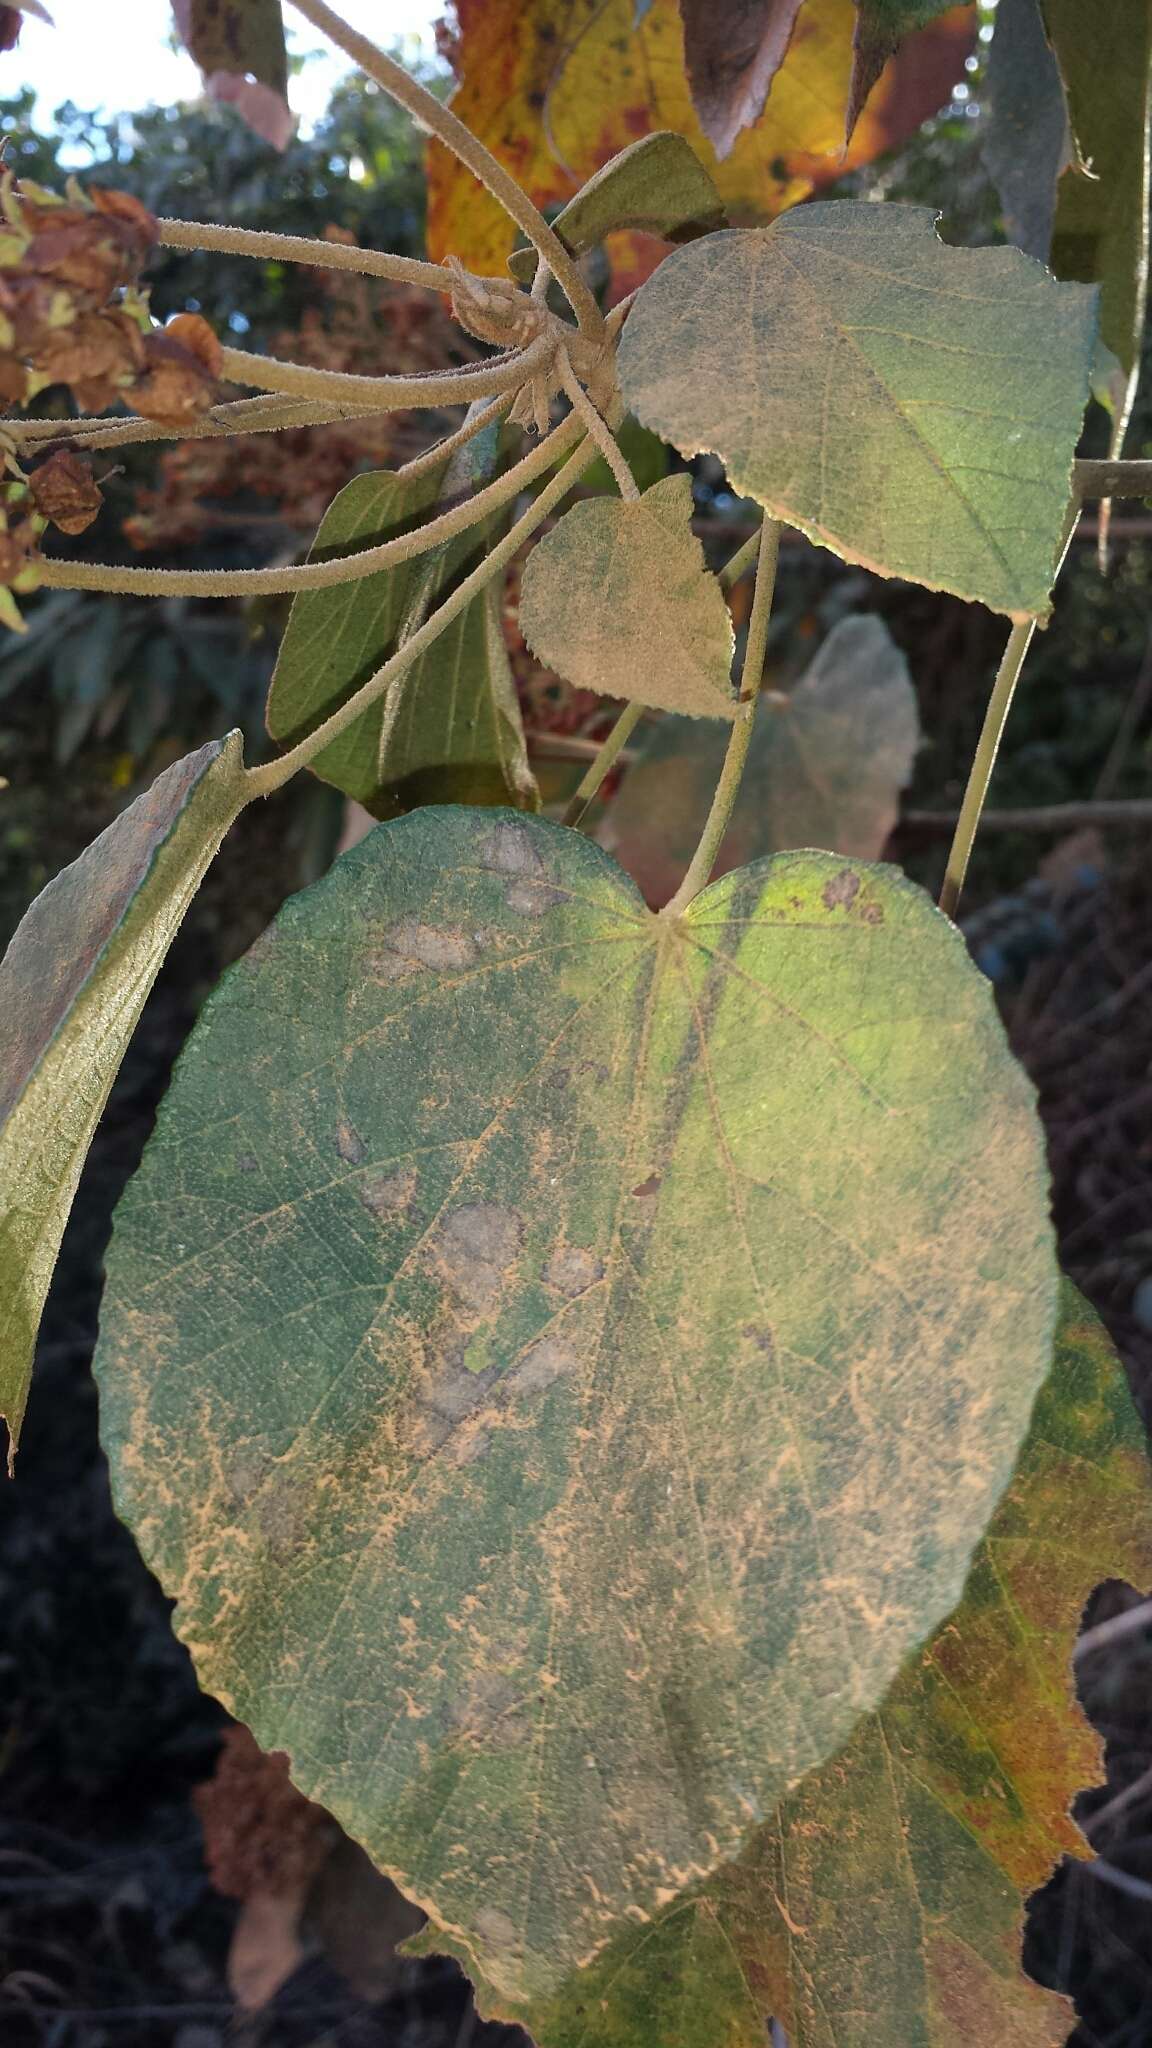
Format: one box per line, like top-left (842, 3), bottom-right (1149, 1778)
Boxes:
top-left (0, 172), bottom-right (221, 422)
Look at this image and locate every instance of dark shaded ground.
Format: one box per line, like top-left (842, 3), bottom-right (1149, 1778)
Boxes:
top-left (4, 714), bottom-right (1152, 2046)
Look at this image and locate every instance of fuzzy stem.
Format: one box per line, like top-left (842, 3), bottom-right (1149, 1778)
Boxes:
top-left (286, 0), bottom-right (603, 338)
top-left (661, 519), bottom-right (782, 919)
top-left (219, 332), bottom-right (550, 412)
top-left (157, 218), bottom-right (452, 293)
top-left (5, 393), bottom-right (370, 450)
top-left (938, 619), bottom-right (1036, 921)
top-left (558, 353), bottom-right (637, 500)
top-left (37, 409), bottom-right (582, 599)
top-left (561, 702), bottom-right (645, 826)
top-left (719, 524), bottom-right (762, 591)
top-left (247, 434), bottom-right (597, 797)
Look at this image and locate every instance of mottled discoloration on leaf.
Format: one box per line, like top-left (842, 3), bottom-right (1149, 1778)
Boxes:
top-left (267, 441), bottom-right (538, 820)
top-left (428, 0), bottom-right (974, 280)
top-left (507, 132), bottom-right (726, 284)
top-left (519, 475), bottom-right (736, 718)
top-left (618, 203), bottom-right (1097, 620)
top-left (95, 809), bottom-right (1057, 2003)
top-left (0, 734), bottom-right (247, 1460)
top-left (680, 0), bottom-right (807, 158)
top-left (601, 615), bottom-right (920, 905)
top-left (516, 1286), bottom-right (1151, 2047)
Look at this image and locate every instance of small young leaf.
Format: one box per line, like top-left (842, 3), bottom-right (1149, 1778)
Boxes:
top-left (1042, 0), bottom-right (1152, 457)
top-left (428, 0), bottom-right (972, 283)
top-left (266, 442), bottom-right (537, 819)
top-left (0, 733), bottom-right (247, 1463)
top-left (518, 473), bottom-right (737, 718)
top-left (518, 1283), bottom-right (1152, 2047)
top-left (507, 131), bottom-right (726, 283)
top-left (619, 203), bottom-right (1097, 620)
top-left (679, 0), bottom-right (807, 159)
top-left (981, 0), bottom-right (1072, 263)
top-left (600, 614), bottom-right (920, 905)
top-left (96, 808), bottom-right (1057, 2006)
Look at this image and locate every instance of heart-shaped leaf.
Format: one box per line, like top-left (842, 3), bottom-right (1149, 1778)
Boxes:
top-left (618, 202), bottom-right (1097, 620)
top-left (0, 733), bottom-right (247, 1462)
top-left (519, 473), bottom-right (736, 717)
top-left (600, 614), bottom-right (920, 905)
top-left (95, 807), bottom-right (1057, 2004)
top-left (507, 132), bottom-right (726, 283)
top-left (515, 1283), bottom-right (1152, 2046)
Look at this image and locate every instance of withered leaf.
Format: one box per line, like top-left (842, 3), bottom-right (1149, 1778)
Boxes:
top-left (680, 0), bottom-right (807, 158)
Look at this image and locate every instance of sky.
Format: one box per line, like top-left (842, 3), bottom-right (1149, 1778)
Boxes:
top-left (8, 0), bottom-right (441, 132)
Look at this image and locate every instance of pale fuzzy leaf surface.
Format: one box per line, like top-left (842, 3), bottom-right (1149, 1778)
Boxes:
top-left (517, 1284), bottom-right (1152, 2047)
top-left (981, 0), bottom-right (1071, 263)
top-left (95, 808), bottom-right (1057, 2007)
top-left (679, 0), bottom-right (807, 157)
top-left (518, 474), bottom-right (737, 718)
top-left (266, 449), bottom-right (537, 819)
top-left (508, 132), bottom-right (726, 283)
top-left (601, 615), bottom-right (920, 906)
top-left (618, 203), bottom-right (1098, 620)
top-left (0, 734), bottom-right (246, 1460)
top-left (1042, 0), bottom-right (1152, 456)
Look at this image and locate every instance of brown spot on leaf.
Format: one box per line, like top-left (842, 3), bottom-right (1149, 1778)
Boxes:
top-left (822, 868), bottom-right (861, 910)
top-left (358, 1166), bottom-right (416, 1219)
top-left (336, 1120), bottom-right (366, 1166)
top-left (541, 1246), bottom-right (605, 1298)
top-left (631, 1172), bottom-right (662, 1199)
top-left (369, 920), bottom-right (477, 981)
top-left (505, 1335), bottom-right (579, 1397)
top-left (435, 1202), bottom-right (523, 1311)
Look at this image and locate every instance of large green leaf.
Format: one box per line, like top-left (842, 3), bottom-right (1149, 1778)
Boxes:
top-left (601, 614), bottom-right (920, 906)
top-left (1041, 0), bottom-right (1152, 451)
top-left (0, 734), bottom-right (247, 1463)
top-left (95, 808), bottom-right (1057, 2004)
top-left (507, 132), bottom-right (726, 283)
top-left (267, 439), bottom-right (537, 819)
top-left (519, 474), bottom-right (737, 717)
top-left (617, 202), bottom-right (1097, 621)
top-left (519, 1284), bottom-right (1152, 2046)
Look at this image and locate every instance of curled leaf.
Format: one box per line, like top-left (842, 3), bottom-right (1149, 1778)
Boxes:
top-left (28, 447), bottom-right (103, 534)
top-left (519, 472), bottom-right (736, 717)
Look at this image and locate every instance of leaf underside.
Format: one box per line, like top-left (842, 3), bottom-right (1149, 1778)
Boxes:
top-left (518, 474), bottom-right (737, 719)
top-left (618, 202), bottom-right (1097, 619)
top-left (0, 734), bottom-right (247, 1459)
top-left (507, 131), bottom-right (726, 283)
top-left (96, 808), bottom-right (1057, 2005)
top-left (600, 614), bottom-right (921, 906)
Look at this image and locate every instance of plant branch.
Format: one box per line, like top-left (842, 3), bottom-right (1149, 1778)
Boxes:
top-left (4, 393), bottom-right (374, 451)
top-left (247, 434), bottom-right (598, 797)
top-left (905, 798), bottom-right (1152, 834)
top-left (938, 620), bottom-right (1036, 920)
top-left (1075, 457), bottom-right (1152, 499)
top-left (285, 0), bottom-right (603, 338)
top-left (558, 352), bottom-right (637, 500)
top-left (37, 409), bottom-right (583, 598)
top-left (219, 332), bottom-right (552, 411)
top-left (719, 524), bottom-right (762, 591)
top-left (661, 519), bottom-right (783, 919)
top-left (157, 218), bottom-right (452, 293)
top-left (561, 702), bottom-right (645, 826)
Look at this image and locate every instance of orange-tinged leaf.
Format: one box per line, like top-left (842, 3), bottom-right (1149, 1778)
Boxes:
top-left (427, 0), bottom-right (976, 280)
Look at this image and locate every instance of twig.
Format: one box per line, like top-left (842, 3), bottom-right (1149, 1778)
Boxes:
top-left (157, 218), bottom-right (452, 293)
top-left (557, 351), bottom-right (637, 500)
top-left (246, 434), bottom-right (598, 796)
top-left (285, 0), bottom-right (603, 338)
top-left (218, 332), bottom-right (551, 412)
top-left (906, 799), bottom-right (1152, 835)
top-left (3, 393), bottom-right (374, 451)
top-left (719, 525), bottom-right (762, 591)
top-left (37, 410), bottom-right (583, 599)
top-left (561, 702), bottom-right (645, 825)
top-left (661, 519), bottom-right (783, 918)
top-left (939, 620), bottom-right (1037, 920)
